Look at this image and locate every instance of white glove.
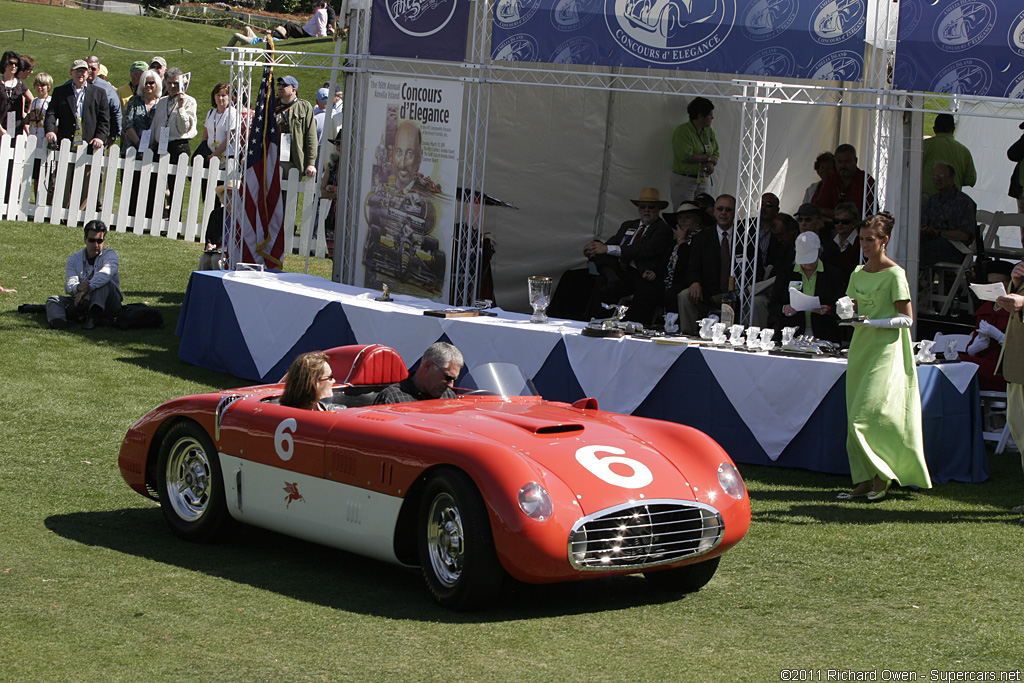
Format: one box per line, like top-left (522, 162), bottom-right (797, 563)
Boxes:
top-left (979, 319), bottom-right (1005, 345)
top-left (864, 314), bottom-right (912, 328)
top-left (966, 334), bottom-right (989, 356)
top-left (836, 296), bottom-right (855, 320)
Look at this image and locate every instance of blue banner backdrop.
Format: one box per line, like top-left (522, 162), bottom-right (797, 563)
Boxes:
top-left (369, 0), bottom-right (471, 61)
top-left (894, 0), bottom-right (1024, 98)
top-left (489, 0), bottom-right (868, 82)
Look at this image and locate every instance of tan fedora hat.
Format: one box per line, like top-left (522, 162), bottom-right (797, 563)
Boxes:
top-left (629, 187), bottom-right (669, 210)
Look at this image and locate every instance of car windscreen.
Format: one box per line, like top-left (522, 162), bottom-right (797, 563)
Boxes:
top-left (460, 362), bottom-right (539, 397)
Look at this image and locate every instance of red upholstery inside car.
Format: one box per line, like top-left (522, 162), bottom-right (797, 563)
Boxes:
top-left (326, 344), bottom-right (409, 386)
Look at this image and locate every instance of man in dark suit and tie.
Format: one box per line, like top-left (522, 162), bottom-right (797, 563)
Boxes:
top-left (677, 193), bottom-right (739, 334)
top-left (583, 187), bottom-right (674, 327)
top-left (44, 59), bottom-right (109, 208)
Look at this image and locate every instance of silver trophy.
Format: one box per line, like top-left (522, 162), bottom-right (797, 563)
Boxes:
top-left (528, 276), bottom-right (552, 323)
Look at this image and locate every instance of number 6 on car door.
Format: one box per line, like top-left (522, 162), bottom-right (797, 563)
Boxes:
top-left (575, 446), bottom-right (653, 489)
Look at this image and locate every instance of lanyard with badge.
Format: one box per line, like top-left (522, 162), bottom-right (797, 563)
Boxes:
top-left (277, 102), bottom-right (292, 163)
top-left (73, 85), bottom-right (86, 146)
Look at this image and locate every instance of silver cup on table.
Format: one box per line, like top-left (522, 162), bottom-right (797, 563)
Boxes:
top-left (528, 276), bottom-right (552, 324)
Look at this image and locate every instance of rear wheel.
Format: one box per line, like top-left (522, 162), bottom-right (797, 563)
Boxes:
top-left (643, 556), bottom-right (720, 593)
top-left (417, 470), bottom-right (504, 610)
top-left (157, 421), bottom-right (236, 543)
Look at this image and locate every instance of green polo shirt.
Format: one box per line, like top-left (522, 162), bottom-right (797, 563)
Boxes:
top-left (921, 132), bottom-right (977, 195)
top-left (672, 121), bottom-right (719, 176)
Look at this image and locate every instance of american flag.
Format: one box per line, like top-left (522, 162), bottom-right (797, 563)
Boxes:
top-left (240, 62), bottom-right (284, 268)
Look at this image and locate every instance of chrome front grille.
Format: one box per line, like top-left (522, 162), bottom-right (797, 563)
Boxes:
top-left (568, 500), bottom-right (724, 570)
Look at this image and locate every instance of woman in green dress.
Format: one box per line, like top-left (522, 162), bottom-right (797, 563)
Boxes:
top-left (839, 213), bottom-right (932, 502)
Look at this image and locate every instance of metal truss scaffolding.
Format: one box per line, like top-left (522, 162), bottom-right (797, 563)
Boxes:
top-left (217, 1), bottom-right (1024, 312)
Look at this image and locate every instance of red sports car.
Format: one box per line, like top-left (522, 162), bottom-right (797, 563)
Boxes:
top-left (119, 344), bottom-right (751, 610)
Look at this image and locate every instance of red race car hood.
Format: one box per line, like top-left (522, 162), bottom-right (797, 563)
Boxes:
top-left (410, 400), bottom-right (704, 516)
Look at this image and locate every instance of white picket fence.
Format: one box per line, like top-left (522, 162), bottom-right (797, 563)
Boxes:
top-left (0, 134), bottom-right (333, 260)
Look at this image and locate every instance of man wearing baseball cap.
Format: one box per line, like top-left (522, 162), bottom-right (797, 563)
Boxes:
top-left (313, 87), bottom-right (329, 139)
top-left (119, 61), bottom-right (148, 109)
top-left (44, 59), bottom-right (109, 206)
top-left (149, 56), bottom-right (168, 94)
top-left (275, 75), bottom-right (317, 180)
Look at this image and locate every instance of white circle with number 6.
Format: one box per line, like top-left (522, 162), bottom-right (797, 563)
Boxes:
top-left (275, 418), bottom-right (297, 461)
top-left (575, 446), bottom-right (653, 489)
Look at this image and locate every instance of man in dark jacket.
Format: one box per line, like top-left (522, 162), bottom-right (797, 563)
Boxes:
top-left (44, 59), bottom-right (109, 150)
top-left (583, 187), bottom-right (674, 326)
top-left (44, 59), bottom-right (109, 209)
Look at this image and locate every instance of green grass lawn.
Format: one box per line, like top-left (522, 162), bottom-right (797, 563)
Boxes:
top-left (2, 218), bottom-right (1024, 681)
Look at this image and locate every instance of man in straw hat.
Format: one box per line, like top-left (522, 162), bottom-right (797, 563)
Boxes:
top-left (583, 187), bottom-right (673, 326)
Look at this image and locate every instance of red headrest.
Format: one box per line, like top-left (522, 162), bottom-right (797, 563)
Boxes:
top-left (325, 345), bottom-right (409, 386)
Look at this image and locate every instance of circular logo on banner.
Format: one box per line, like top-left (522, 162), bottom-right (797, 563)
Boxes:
top-left (934, 0), bottom-right (996, 52)
top-left (930, 59), bottom-right (993, 96)
top-left (605, 0), bottom-right (737, 65)
top-left (1005, 72), bottom-right (1024, 99)
top-left (494, 0), bottom-right (543, 29)
top-left (552, 0), bottom-right (599, 32)
top-left (742, 0), bottom-right (797, 42)
top-left (898, 0), bottom-right (922, 37)
top-left (551, 36), bottom-right (600, 63)
top-left (1008, 10), bottom-right (1024, 58)
top-left (493, 33), bottom-right (540, 62)
top-left (741, 47), bottom-right (796, 78)
top-left (810, 50), bottom-right (863, 82)
top-left (386, 0), bottom-right (460, 37)
top-left (809, 0), bottom-right (866, 46)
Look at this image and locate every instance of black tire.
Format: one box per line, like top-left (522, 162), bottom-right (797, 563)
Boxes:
top-left (643, 556), bottom-right (720, 594)
top-left (417, 469), bottom-right (504, 610)
top-left (157, 421), bottom-right (236, 543)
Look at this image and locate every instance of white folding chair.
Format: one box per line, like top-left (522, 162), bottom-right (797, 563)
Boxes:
top-left (979, 390), bottom-right (1015, 454)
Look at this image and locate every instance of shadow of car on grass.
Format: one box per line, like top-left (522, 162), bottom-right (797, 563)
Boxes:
top-left (45, 506), bottom-right (706, 622)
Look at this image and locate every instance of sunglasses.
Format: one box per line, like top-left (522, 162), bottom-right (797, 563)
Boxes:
top-left (442, 372), bottom-right (458, 384)
top-left (318, 373), bottom-right (334, 382)
top-left (715, 206), bottom-right (734, 212)
top-left (835, 218), bottom-right (855, 225)
top-left (87, 237), bottom-right (105, 244)
top-left (636, 203), bottom-right (659, 210)
top-left (145, 81), bottom-right (157, 86)
top-left (797, 216), bottom-right (816, 222)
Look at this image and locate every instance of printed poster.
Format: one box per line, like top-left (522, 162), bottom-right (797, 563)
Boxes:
top-left (357, 76), bottom-right (464, 300)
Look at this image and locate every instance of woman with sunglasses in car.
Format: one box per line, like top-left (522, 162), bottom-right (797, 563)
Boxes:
top-left (281, 351), bottom-right (336, 411)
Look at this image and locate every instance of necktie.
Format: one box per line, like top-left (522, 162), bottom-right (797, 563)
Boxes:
top-left (719, 231), bottom-right (730, 292)
top-left (629, 223), bottom-right (647, 245)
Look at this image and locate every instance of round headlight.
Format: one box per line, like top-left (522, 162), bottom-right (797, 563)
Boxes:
top-left (717, 462), bottom-right (746, 500)
top-left (518, 482), bottom-right (553, 520)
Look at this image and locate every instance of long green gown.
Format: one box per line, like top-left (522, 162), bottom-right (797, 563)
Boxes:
top-left (845, 265), bottom-right (933, 488)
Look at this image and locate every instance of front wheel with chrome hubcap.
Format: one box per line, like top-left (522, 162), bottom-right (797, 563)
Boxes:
top-left (157, 421), bottom-right (235, 543)
top-left (417, 469), bottom-right (503, 610)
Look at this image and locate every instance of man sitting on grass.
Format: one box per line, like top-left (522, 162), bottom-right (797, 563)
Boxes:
top-left (273, 1), bottom-right (330, 40)
top-left (46, 220), bottom-right (122, 330)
